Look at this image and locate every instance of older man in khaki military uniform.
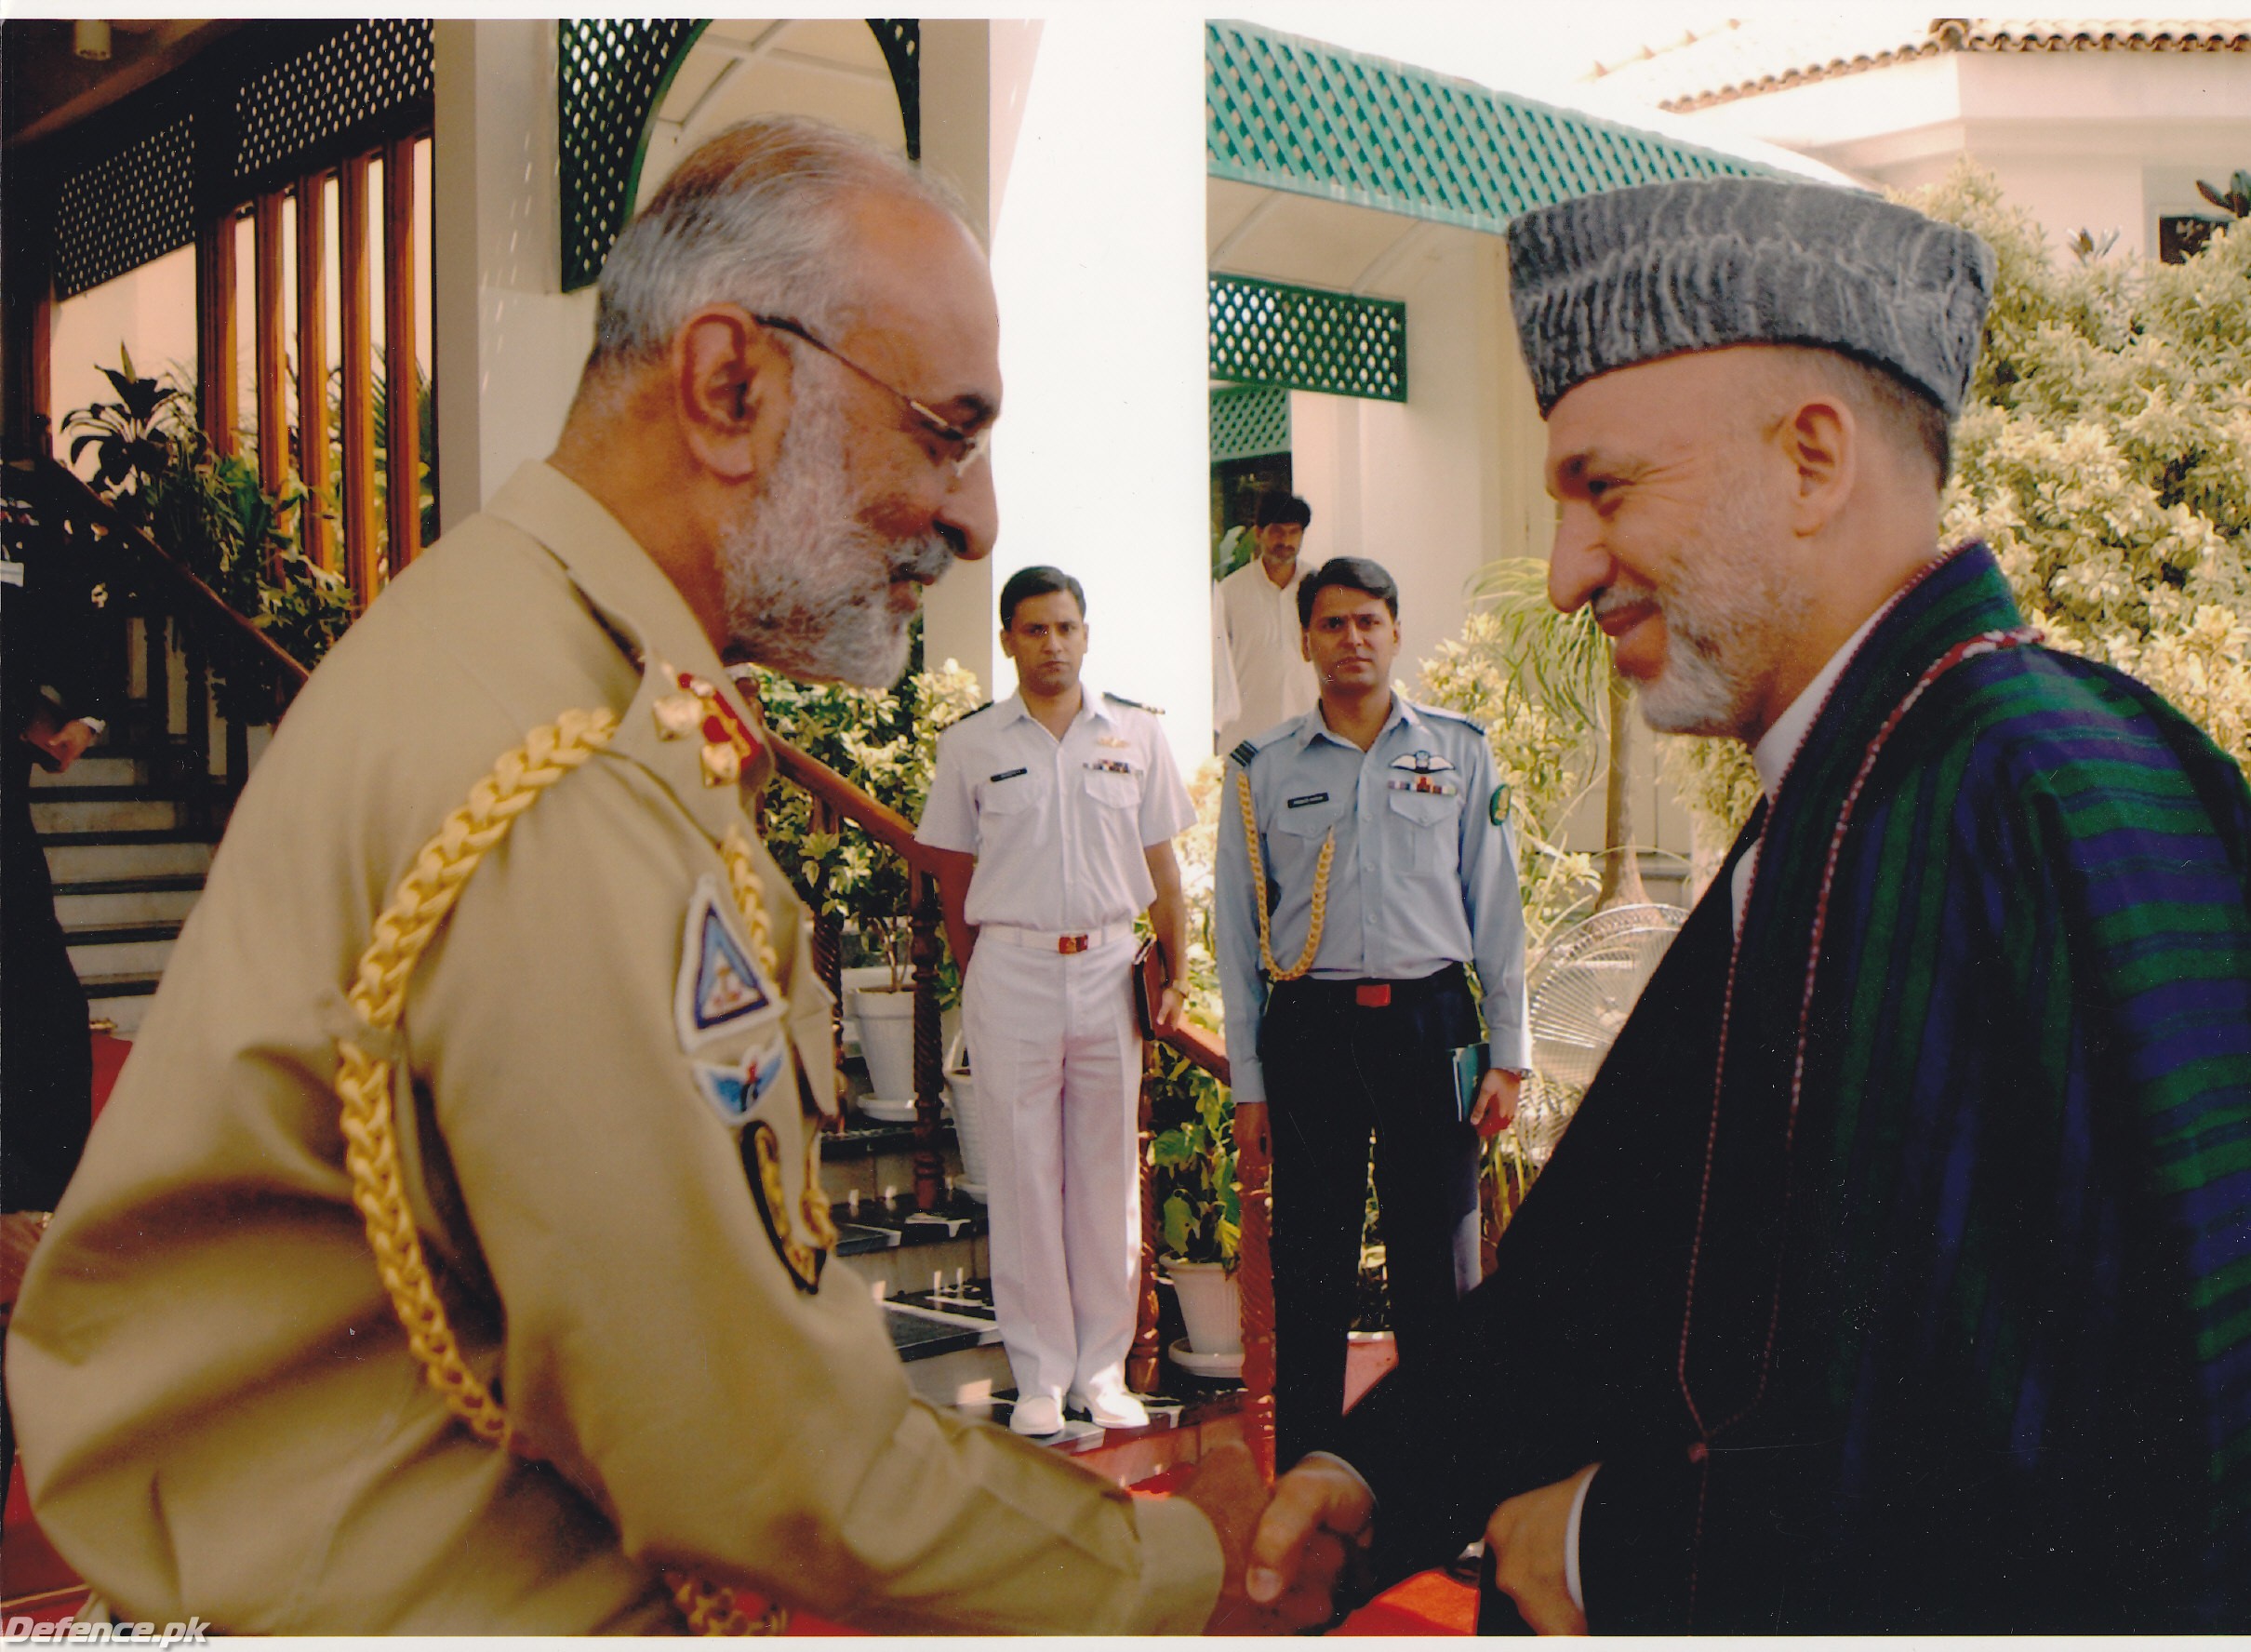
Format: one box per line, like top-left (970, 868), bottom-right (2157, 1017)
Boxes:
top-left (6, 118), bottom-right (1336, 1634)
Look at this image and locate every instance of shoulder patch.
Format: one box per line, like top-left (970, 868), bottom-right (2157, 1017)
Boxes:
top-left (1415, 700), bottom-right (1487, 737)
top-left (938, 700), bottom-right (995, 732)
top-left (691, 1031), bottom-right (792, 1126)
top-left (1103, 690), bottom-right (1164, 715)
top-left (675, 875), bottom-right (784, 1051)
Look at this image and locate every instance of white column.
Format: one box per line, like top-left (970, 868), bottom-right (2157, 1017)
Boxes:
top-left (432, 20), bottom-right (598, 530)
top-left (917, 20), bottom-right (999, 697)
top-left (987, 12), bottom-right (1211, 775)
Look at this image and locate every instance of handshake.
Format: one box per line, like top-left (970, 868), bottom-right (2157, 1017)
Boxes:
top-left (1176, 1444), bottom-right (1598, 1635)
top-left (1174, 1445), bottom-right (1377, 1634)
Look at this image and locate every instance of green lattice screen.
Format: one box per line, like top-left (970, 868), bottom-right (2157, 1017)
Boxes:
top-left (55, 117), bottom-right (197, 300)
top-left (234, 19), bottom-right (433, 184)
top-left (870, 20), bottom-right (922, 161)
top-left (559, 19), bottom-right (707, 292)
top-left (1211, 384), bottom-right (1291, 463)
top-left (1207, 21), bottom-right (1764, 235)
top-left (558, 20), bottom-right (924, 292)
top-left (1209, 276), bottom-right (1405, 402)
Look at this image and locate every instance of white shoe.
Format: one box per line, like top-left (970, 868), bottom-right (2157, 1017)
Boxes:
top-left (1068, 1379), bottom-right (1149, 1431)
top-left (1009, 1393), bottom-right (1064, 1436)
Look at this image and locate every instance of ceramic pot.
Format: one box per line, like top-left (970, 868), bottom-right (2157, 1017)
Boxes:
top-left (853, 984), bottom-right (917, 1103)
top-left (1161, 1258), bottom-right (1243, 1356)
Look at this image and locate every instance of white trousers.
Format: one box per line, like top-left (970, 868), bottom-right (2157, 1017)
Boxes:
top-left (961, 932), bottom-right (1143, 1403)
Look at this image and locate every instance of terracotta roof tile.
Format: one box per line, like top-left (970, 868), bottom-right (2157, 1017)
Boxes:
top-left (1588, 17), bottom-right (2251, 113)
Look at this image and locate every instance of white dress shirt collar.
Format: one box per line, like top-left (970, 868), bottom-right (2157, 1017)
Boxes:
top-left (1750, 606), bottom-right (1886, 805)
top-left (1298, 692), bottom-right (1417, 751)
top-left (1729, 605), bottom-right (1886, 936)
top-left (994, 686), bottom-right (1115, 735)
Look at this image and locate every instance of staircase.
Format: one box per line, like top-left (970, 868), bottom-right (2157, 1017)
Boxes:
top-left (31, 738), bottom-right (250, 1035)
top-left (827, 1046), bottom-right (1243, 1458)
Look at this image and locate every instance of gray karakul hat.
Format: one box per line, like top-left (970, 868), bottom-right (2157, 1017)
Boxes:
top-left (1506, 177), bottom-right (1995, 419)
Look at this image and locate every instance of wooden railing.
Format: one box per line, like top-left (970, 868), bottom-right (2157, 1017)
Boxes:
top-left (3, 449), bottom-right (309, 831)
top-left (763, 737), bottom-right (954, 1209)
top-left (1130, 1019), bottom-right (1280, 1480)
top-left (760, 738), bottom-right (1279, 1476)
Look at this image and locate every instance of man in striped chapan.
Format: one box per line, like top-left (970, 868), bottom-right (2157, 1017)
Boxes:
top-left (1246, 177), bottom-right (2251, 1632)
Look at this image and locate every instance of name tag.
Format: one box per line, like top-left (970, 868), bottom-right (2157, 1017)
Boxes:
top-left (990, 767), bottom-right (1029, 782)
top-left (1286, 792), bottom-right (1330, 809)
top-left (1086, 758), bottom-right (1134, 776)
top-left (1388, 777), bottom-right (1459, 797)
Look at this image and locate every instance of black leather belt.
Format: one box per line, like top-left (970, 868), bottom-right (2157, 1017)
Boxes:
top-left (1272, 962), bottom-right (1469, 1009)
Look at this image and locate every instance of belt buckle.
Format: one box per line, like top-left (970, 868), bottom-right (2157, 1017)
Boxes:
top-left (1057, 934), bottom-right (1089, 955)
top-left (1353, 983), bottom-right (1391, 1008)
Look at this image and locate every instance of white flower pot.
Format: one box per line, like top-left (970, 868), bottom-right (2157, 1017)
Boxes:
top-left (943, 1032), bottom-right (989, 1202)
top-left (1161, 1258), bottom-right (1243, 1357)
top-left (853, 984), bottom-right (918, 1104)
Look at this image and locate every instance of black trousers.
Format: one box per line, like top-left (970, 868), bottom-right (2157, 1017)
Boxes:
top-left (3, 751), bottom-right (91, 1215)
top-left (1260, 965), bottom-right (1485, 1471)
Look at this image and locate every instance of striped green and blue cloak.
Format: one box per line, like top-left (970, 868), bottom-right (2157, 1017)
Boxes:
top-left (1331, 543), bottom-right (2251, 1631)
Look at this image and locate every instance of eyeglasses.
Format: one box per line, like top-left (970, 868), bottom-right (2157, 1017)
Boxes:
top-left (753, 314), bottom-right (990, 479)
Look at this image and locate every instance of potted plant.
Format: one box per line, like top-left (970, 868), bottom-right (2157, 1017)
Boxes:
top-left (1148, 1046), bottom-right (1243, 1371)
top-left (64, 349), bottom-right (354, 719)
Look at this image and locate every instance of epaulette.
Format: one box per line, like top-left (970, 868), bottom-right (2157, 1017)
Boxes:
top-left (1228, 739), bottom-right (1260, 769)
top-left (937, 700), bottom-right (994, 731)
top-left (1416, 700), bottom-right (1487, 738)
top-left (1103, 690), bottom-right (1164, 715)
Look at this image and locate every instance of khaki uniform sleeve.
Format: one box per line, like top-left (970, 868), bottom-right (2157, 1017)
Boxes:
top-left (407, 753), bottom-right (1221, 1634)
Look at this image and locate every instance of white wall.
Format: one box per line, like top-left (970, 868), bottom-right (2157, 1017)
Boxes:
top-left (1681, 49), bottom-right (2251, 261)
top-left (913, 19), bottom-right (1007, 699)
top-left (432, 19), bottom-right (596, 529)
top-left (1286, 228), bottom-right (1543, 697)
top-left (986, 10), bottom-right (1212, 777)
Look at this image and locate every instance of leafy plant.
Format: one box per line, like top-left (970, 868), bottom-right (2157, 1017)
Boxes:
top-left (61, 347), bottom-right (180, 514)
top-left (63, 351), bottom-right (354, 723)
top-left (1414, 593), bottom-right (1605, 957)
top-left (1212, 521), bottom-right (1255, 584)
top-left (744, 656), bottom-right (983, 989)
top-left (2196, 168), bottom-right (2251, 220)
top-left (1148, 1046), bottom-right (1239, 1266)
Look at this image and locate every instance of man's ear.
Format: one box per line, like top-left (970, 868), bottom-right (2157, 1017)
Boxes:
top-left (674, 307), bottom-right (792, 484)
top-left (1299, 628), bottom-right (1314, 662)
top-left (998, 623), bottom-right (1018, 661)
top-left (1775, 393), bottom-right (1856, 538)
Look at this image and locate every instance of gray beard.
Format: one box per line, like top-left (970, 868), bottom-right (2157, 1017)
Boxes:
top-left (719, 381), bottom-right (957, 688)
top-left (1609, 473), bottom-right (1806, 741)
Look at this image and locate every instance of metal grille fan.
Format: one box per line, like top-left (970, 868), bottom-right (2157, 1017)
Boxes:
top-left (1517, 902), bottom-right (1688, 1164)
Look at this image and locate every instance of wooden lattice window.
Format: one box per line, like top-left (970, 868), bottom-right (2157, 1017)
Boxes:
top-left (47, 20), bottom-right (433, 609)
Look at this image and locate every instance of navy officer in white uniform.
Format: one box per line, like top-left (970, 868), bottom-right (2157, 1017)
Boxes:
top-left (916, 566), bottom-right (1195, 1437)
top-left (1214, 555), bottom-right (1530, 1472)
